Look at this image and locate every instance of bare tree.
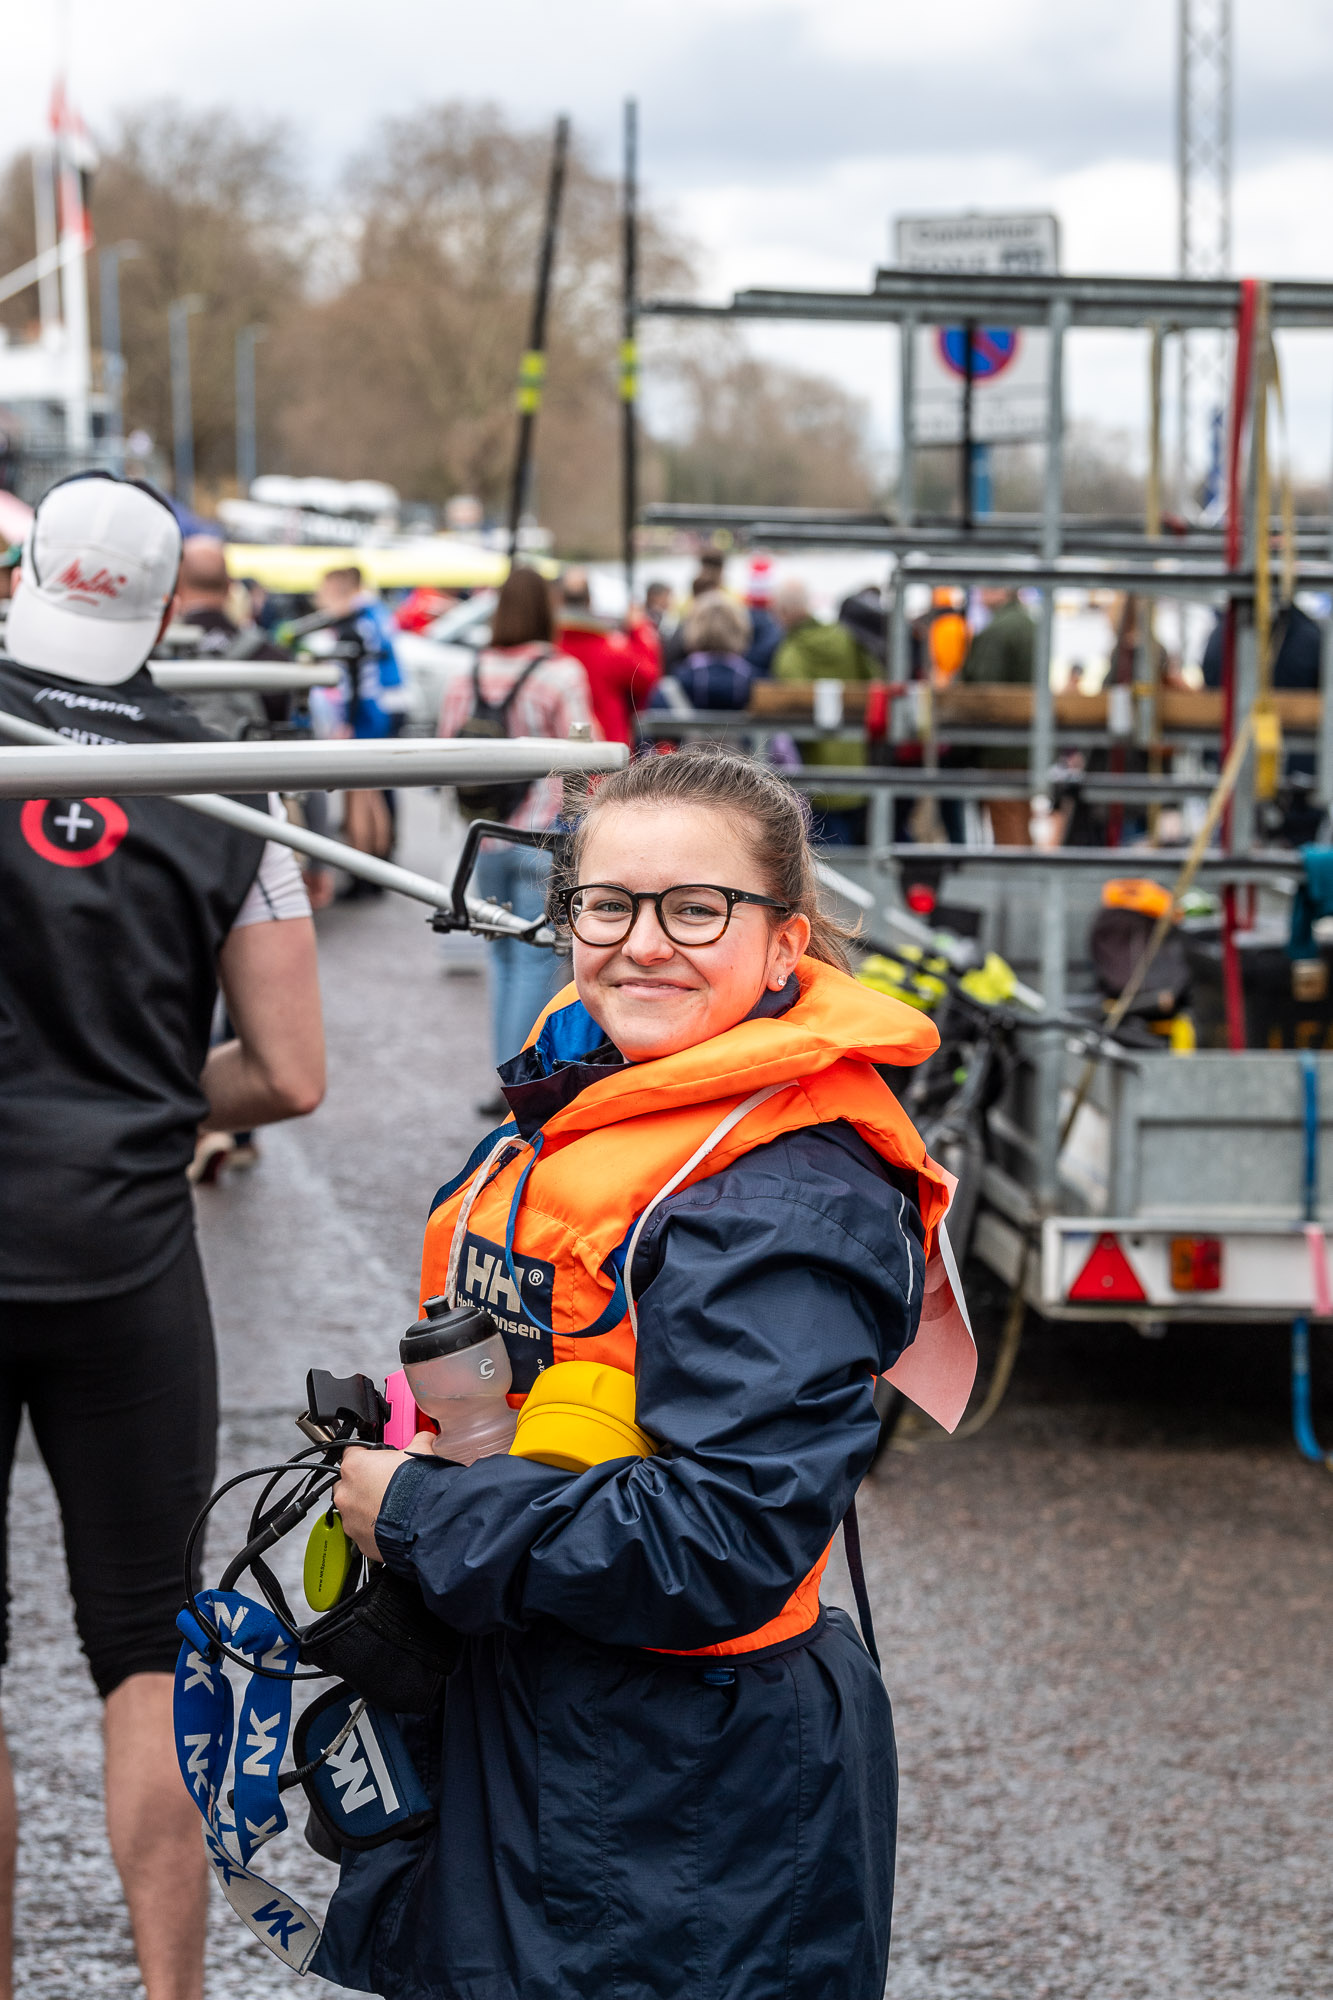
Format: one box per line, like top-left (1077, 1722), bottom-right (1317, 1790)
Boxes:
top-left (272, 102), bottom-right (692, 552)
top-left (656, 336), bottom-right (877, 512)
top-left (89, 106), bottom-right (307, 492)
top-left (0, 155), bottom-right (39, 341)
top-left (0, 101), bottom-right (892, 551)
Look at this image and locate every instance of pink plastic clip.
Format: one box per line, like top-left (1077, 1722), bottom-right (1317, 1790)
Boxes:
top-left (383, 1368), bottom-right (431, 1448)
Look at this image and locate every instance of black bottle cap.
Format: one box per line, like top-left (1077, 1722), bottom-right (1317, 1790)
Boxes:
top-left (400, 1297), bottom-right (500, 1364)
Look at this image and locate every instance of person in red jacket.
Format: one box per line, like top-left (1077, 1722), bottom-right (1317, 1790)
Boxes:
top-left (556, 567), bottom-right (661, 746)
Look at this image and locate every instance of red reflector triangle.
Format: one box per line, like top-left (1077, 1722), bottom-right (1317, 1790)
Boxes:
top-left (1067, 1232), bottom-right (1147, 1304)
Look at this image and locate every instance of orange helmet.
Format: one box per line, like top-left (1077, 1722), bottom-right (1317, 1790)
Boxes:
top-left (1101, 878), bottom-right (1175, 921)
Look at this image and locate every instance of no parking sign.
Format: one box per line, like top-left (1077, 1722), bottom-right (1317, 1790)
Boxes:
top-left (894, 212), bottom-right (1059, 445)
top-left (936, 326), bottom-right (1019, 381)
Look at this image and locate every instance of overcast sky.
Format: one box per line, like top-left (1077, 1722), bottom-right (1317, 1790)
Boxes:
top-left (8, 0), bottom-right (1333, 476)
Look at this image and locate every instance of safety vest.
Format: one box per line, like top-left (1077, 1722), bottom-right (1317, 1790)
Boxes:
top-left (420, 956), bottom-right (952, 1657)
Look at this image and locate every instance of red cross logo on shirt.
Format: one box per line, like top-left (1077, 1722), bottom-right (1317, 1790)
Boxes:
top-left (19, 796), bottom-right (129, 867)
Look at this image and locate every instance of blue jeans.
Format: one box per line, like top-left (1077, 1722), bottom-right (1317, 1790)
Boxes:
top-left (473, 845), bottom-right (563, 1072)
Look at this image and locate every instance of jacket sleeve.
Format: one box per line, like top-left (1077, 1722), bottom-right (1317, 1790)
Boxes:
top-left (375, 1140), bottom-right (923, 1652)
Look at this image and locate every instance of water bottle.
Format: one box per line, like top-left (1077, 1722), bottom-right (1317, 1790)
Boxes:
top-left (400, 1295), bottom-right (517, 1464)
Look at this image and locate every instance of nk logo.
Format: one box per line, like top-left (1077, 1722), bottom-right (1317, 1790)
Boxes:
top-left (20, 796), bottom-right (128, 868)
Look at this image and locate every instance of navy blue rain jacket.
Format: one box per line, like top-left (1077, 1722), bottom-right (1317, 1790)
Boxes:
top-left (314, 1109), bottom-right (923, 2000)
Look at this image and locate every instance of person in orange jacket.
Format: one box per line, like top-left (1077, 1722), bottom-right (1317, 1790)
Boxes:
top-left (555, 566), bottom-right (661, 746)
top-left (328, 748), bottom-right (973, 2000)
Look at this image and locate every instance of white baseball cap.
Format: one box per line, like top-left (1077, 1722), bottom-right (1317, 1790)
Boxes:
top-left (7, 472), bottom-right (183, 686)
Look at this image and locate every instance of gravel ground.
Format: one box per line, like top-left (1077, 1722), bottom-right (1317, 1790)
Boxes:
top-left (5, 790), bottom-right (1332, 1997)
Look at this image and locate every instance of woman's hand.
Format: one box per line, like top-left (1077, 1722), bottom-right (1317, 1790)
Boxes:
top-left (333, 1434), bottom-right (436, 1561)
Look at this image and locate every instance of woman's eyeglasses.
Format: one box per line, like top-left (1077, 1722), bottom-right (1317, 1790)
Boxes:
top-left (555, 883), bottom-right (792, 948)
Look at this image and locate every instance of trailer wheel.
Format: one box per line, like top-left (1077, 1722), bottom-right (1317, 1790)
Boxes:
top-left (934, 1127), bottom-right (984, 1265)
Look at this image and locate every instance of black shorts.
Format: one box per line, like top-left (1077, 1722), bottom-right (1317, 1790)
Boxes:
top-left (0, 1237), bottom-right (217, 1697)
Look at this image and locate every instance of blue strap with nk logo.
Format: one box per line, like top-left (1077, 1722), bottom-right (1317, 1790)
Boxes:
top-left (174, 1589), bottom-right (319, 1972)
top-left (173, 1587), bottom-right (435, 1972)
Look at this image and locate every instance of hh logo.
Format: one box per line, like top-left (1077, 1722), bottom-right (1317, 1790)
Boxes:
top-left (458, 1230), bottom-right (554, 1391)
top-left (20, 796), bottom-right (128, 868)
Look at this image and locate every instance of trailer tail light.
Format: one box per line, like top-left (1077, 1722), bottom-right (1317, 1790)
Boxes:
top-left (1067, 1233), bottom-right (1148, 1304)
top-left (1169, 1236), bottom-right (1223, 1292)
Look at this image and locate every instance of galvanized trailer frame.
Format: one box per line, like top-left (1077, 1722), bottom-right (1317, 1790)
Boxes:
top-left (638, 265), bottom-right (1333, 1327)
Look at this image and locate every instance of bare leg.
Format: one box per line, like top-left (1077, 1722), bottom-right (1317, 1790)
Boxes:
top-left (0, 1721), bottom-right (15, 2000)
top-left (104, 1672), bottom-right (208, 2000)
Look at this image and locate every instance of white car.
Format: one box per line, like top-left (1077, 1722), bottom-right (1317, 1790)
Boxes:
top-left (393, 592), bottom-right (497, 733)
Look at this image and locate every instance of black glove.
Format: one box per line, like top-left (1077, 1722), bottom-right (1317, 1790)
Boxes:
top-left (300, 1565), bottom-right (462, 1714)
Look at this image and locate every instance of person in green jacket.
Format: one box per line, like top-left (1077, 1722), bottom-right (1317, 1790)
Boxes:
top-left (960, 588), bottom-right (1035, 691)
top-left (772, 578), bottom-right (879, 843)
top-left (959, 588), bottom-right (1038, 845)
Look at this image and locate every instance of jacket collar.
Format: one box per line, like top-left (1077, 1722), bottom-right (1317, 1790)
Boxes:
top-left (498, 976), bottom-right (801, 1140)
top-left (497, 959), bottom-right (938, 1144)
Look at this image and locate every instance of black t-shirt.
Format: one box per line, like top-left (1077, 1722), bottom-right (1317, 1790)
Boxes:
top-left (0, 658), bottom-right (268, 1300)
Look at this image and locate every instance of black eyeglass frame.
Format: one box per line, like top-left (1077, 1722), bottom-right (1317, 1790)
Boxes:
top-left (553, 881), bottom-right (793, 948)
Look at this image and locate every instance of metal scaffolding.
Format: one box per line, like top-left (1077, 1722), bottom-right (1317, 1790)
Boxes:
top-left (0, 734), bottom-right (625, 800)
top-left (639, 266), bottom-right (1333, 830)
top-left (0, 713), bottom-right (626, 930)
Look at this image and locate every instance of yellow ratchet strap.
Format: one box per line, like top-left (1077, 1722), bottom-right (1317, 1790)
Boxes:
top-left (516, 350), bottom-right (546, 415)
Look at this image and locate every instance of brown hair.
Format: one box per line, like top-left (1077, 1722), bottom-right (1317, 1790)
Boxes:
top-left (491, 565), bottom-right (554, 647)
top-left (562, 746), bottom-right (855, 970)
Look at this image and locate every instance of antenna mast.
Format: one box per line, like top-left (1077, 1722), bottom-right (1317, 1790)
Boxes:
top-left (1176, 0), bottom-right (1233, 518)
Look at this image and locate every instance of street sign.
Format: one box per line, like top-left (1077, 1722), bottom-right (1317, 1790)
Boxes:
top-left (936, 326), bottom-right (1019, 380)
top-left (895, 212), bottom-right (1060, 277)
top-left (894, 212), bottom-right (1060, 445)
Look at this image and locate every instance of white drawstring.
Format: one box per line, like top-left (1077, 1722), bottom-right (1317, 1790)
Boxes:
top-left (621, 1083), bottom-right (789, 1335)
top-left (445, 1131), bottom-right (522, 1307)
top-left (445, 1081), bottom-right (790, 1334)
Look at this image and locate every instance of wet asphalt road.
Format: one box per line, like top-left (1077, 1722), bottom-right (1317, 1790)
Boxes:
top-left (6, 790), bottom-right (1332, 1998)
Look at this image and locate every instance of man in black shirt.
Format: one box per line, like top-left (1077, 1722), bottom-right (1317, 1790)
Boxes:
top-left (0, 473), bottom-right (325, 1999)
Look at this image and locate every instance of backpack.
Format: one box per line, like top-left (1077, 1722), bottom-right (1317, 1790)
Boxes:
top-left (454, 649), bottom-right (553, 823)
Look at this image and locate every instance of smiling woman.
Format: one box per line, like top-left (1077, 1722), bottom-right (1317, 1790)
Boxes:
top-left (326, 749), bottom-right (956, 2000)
top-left (558, 803), bottom-right (810, 1058)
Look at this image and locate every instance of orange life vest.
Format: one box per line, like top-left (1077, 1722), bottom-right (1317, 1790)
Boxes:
top-left (419, 956), bottom-right (951, 1657)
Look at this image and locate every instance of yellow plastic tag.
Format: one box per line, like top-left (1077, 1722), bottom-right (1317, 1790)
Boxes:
top-left (1253, 705), bottom-right (1283, 803)
top-left (304, 1508), bottom-right (355, 1612)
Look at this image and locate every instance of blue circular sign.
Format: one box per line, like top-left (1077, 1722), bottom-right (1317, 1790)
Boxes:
top-left (937, 326), bottom-right (1019, 380)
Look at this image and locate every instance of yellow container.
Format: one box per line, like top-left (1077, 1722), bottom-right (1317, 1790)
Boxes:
top-left (509, 1360), bottom-right (656, 1472)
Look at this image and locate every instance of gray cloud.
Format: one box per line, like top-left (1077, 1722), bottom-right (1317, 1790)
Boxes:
top-left (20, 0), bottom-right (1333, 198)
top-left (627, 7), bottom-right (1330, 188)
